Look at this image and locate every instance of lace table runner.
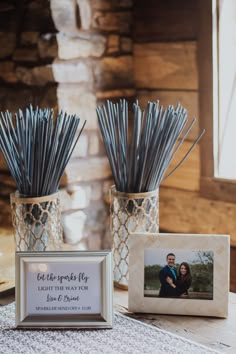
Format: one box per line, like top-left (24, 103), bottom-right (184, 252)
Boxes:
top-left (0, 303), bottom-right (221, 354)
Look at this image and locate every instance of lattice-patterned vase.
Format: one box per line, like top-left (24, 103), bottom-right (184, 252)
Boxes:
top-left (10, 192), bottom-right (62, 251)
top-left (110, 186), bottom-right (159, 289)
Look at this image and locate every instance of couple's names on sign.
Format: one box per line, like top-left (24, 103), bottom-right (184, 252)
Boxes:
top-left (26, 262), bottom-right (101, 315)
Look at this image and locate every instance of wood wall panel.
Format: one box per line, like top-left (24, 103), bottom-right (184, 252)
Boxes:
top-left (200, 177), bottom-right (236, 204)
top-left (134, 0), bottom-right (198, 42)
top-left (134, 42), bottom-right (198, 90)
top-left (162, 142), bottom-right (200, 192)
top-left (159, 187), bottom-right (236, 246)
top-left (137, 90), bottom-right (199, 141)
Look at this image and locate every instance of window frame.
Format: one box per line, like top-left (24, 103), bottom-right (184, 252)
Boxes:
top-left (198, 0), bottom-right (236, 203)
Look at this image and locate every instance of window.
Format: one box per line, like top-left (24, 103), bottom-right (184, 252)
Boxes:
top-left (215, 0), bottom-right (236, 179)
top-left (198, 0), bottom-right (236, 202)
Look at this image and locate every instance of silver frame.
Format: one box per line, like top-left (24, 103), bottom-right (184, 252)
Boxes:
top-left (15, 251), bottom-right (113, 328)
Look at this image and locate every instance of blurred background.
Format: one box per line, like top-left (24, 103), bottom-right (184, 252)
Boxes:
top-left (0, 0), bottom-right (236, 292)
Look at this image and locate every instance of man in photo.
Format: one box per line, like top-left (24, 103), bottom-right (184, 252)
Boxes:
top-left (159, 253), bottom-right (178, 297)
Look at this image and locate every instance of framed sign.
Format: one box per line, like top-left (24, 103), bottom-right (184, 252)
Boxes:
top-left (128, 233), bottom-right (230, 318)
top-left (15, 251), bottom-right (113, 328)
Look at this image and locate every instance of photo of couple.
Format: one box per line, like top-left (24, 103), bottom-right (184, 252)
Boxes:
top-left (144, 249), bottom-right (214, 300)
top-left (159, 253), bottom-right (192, 298)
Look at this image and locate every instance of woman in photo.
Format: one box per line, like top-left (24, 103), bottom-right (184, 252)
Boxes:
top-left (166, 262), bottom-right (192, 298)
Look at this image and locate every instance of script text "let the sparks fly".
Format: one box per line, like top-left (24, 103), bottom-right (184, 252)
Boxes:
top-left (37, 272), bottom-right (89, 284)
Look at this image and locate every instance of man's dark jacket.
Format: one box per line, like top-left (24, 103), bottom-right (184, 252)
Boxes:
top-left (159, 265), bottom-right (178, 297)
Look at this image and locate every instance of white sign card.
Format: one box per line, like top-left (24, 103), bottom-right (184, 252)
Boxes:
top-left (26, 261), bottom-right (101, 315)
top-left (16, 251), bottom-right (113, 328)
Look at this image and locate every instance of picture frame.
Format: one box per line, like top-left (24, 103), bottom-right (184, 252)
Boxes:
top-left (15, 250), bottom-right (113, 328)
top-left (128, 233), bottom-right (230, 318)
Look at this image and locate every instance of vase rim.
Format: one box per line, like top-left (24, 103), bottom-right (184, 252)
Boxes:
top-left (10, 191), bottom-right (60, 204)
top-left (110, 185), bottom-right (158, 198)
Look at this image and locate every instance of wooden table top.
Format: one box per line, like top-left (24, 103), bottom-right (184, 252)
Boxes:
top-left (114, 288), bottom-right (236, 353)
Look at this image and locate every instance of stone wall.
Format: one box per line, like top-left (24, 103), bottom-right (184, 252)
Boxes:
top-left (0, 0), bottom-right (57, 225)
top-left (50, 0), bottom-right (134, 249)
top-left (0, 0), bottom-right (134, 250)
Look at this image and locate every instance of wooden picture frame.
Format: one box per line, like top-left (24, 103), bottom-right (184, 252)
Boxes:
top-left (15, 251), bottom-right (113, 328)
top-left (128, 233), bottom-right (230, 318)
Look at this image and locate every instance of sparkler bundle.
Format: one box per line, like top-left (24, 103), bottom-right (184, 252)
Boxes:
top-left (0, 106), bottom-right (86, 197)
top-left (97, 99), bottom-right (204, 193)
